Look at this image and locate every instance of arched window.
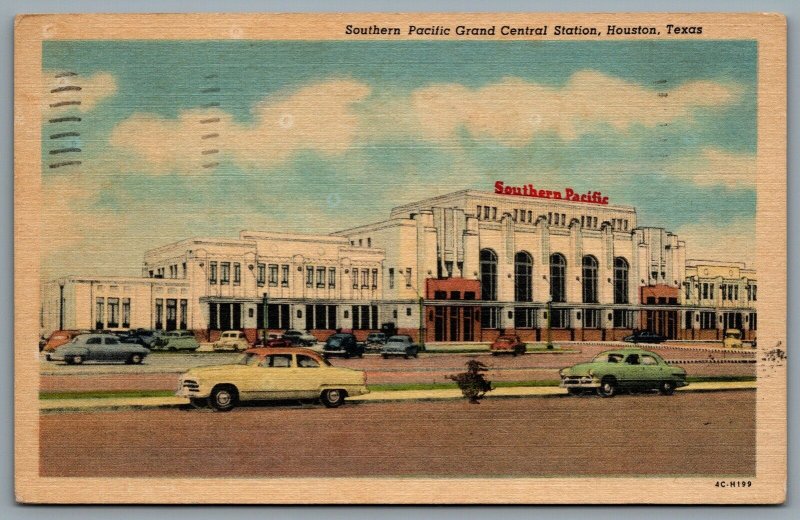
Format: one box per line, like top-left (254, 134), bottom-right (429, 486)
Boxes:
top-left (514, 251), bottom-right (533, 302)
top-left (614, 257), bottom-right (629, 304)
top-left (582, 255), bottom-right (598, 303)
top-left (550, 253), bottom-right (566, 303)
top-left (480, 249), bottom-right (498, 301)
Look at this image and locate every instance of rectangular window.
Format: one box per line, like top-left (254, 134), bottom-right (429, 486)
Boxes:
top-left (477, 205), bottom-right (482, 219)
top-left (450, 291), bottom-right (461, 300)
top-left (209, 262), bottom-right (217, 284)
top-left (734, 286), bottom-right (739, 301)
top-left (612, 309), bottom-right (632, 328)
top-left (179, 299), bottom-right (187, 329)
top-left (257, 263), bottom-right (266, 286)
top-left (155, 299), bottom-right (163, 330)
top-left (107, 298), bottom-right (119, 328)
top-left (328, 267), bottom-right (336, 288)
top-left (95, 297), bottom-right (105, 330)
top-left (484, 206), bottom-right (490, 220)
top-left (514, 307), bottom-right (537, 329)
top-left (752, 284), bottom-right (757, 301)
top-left (685, 311), bottom-right (693, 330)
top-left (405, 268), bottom-right (412, 288)
top-left (721, 284), bottom-right (727, 301)
top-left (182, 262), bottom-right (187, 278)
top-left (361, 270), bottom-right (369, 288)
top-left (700, 311), bottom-right (717, 329)
top-left (316, 267), bottom-right (326, 288)
top-left (583, 308), bottom-right (600, 328)
top-left (306, 266), bottom-right (314, 287)
top-left (166, 299), bottom-right (177, 329)
top-left (372, 269), bottom-right (378, 288)
top-left (281, 265), bottom-right (289, 287)
top-left (749, 312), bottom-right (757, 331)
top-left (551, 308), bottom-right (570, 329)
top-left (389, 268), bottom-right (395, 289)
top-left (464, 291), bottom-right (476, 300)
top-left (684, 283), bottom-right (690, 299)
top-left (233, 263), bottom-right (241, 285)
top-left (220, 262), bottom-right (230, 284)
top-left (352, 268), bottom-right (359, 289)
top-left (351, 305), bottom-right (375, 330)
top-left (480, 306), bottom-right (500, 329)
top-left (122, 298), bottom-right (131, 328)
top-left (434, 291), bottom-right (447, 300)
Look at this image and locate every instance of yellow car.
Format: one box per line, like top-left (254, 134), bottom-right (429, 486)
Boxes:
top-left (177, 347), bottom-right (369, 411)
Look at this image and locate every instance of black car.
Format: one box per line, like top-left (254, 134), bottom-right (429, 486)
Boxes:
top-left (322, 333), bottom-right (365, 358)
top-left (622, 330), bottom-right (667, 344)
top-left (119, 329), bottom-right (162, 348)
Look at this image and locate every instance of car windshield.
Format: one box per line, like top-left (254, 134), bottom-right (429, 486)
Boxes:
top-left (327, 338), bottom-right (342, 346)
top-left (497, 337), bottom-right (514, 343)
top-left (593, 353), bottom-right (625, 363)
top-left (387, 338), bottom-right (406, 344)
top-left (237, 353), bottom-right (262, 366)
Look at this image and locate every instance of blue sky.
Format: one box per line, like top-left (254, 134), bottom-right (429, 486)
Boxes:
top-left (41, 40), bottom-right (757, 279)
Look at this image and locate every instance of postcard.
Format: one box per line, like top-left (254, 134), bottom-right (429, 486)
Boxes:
top-left (14, 12), bottom-right (786, 504)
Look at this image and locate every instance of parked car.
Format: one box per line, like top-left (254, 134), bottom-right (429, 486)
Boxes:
top-left (282, 329), bottom-right (317, 346)
top-left (153, 330), bottom-right (200, 351)
top-left (264, 338), bottom-right (294, 348)
top-left (176, 347), bottom-right (369, 411)
top-left (381, 335), bottom-right (420, 359)
top-left (43, 330), bottom-right (91, 353)
top-left (490, 335), bottom-right (526, 356)
top-left (119, 328), bottom-right (163, 348)
top-left (365, 332), bottom-right (387, 352)
top-left (47, 333), bottom-right (150, 365)
top-left (622, 330), bottom-right (667, 344)
top-left (722, 329), bottom-right (755, 349)
top-left (213, 331), bottom-right (250, 352)
top-left (560, 348), bottom-right (688, 397)
top-left (366, 332), bottom-right (387, 345)
top-left (322, 333), bottom-right (365, 358)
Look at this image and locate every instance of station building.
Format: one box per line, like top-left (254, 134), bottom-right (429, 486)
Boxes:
top-left (41, 189), bottom-right (757, 343)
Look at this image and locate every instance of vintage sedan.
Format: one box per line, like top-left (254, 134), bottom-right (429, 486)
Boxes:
top-left (380, 335), bottom-right (420, 359)
top-left (490, 335), bottom-right (526, 356)
top-left (177, 347), bottom-right (369, 411)
top-left (47, 333), bottom-right (150, 365)
top-left (213, 330), bottom-right (250, 352)
top-left (559, 348), bottom-right (688, 397)
top-left (153, 330), bottom-right (200, 351)
top-left (622, 330), bottom-right (667, 344)
top-left (282, 329), bottom-right (317, 346)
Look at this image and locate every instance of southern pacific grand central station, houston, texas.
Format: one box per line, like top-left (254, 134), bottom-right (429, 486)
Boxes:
top-left (42, 186), bottom-right (758, 344)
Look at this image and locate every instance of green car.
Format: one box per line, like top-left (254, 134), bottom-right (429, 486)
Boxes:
top-left (153, 330), bottom-right (200, 351)
top-left (559, 348), bottom-right (688, 397)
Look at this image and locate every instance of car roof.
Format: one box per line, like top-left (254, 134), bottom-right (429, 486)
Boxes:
top-left (245, 347), bottom-right (322, 358)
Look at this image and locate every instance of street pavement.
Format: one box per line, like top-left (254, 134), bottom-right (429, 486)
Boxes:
top-left (39, 380), bottom-right (756, 412)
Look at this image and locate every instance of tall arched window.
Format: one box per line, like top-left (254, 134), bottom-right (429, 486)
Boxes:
top-left (549, 253), bottom-right (566, 303)
top-left (480, 249), bottom-right (498, 301)
top-left (614, 257), bottom-right (629, 304)
top-left (582, 255), bottom-right (598, 303)
top-left (514, 251), bottom-right (533, 302)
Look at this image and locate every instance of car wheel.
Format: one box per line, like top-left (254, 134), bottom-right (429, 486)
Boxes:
top-left (129, 353), bottom-right (144, 364)
top-left (516, 346), bottom-right (526, 356)
top-left (413, 350), bottom-right (419, 359)
top-left (64, 356), bottom-right (73, 365)
top-left (72, 355), bottom-right (84, 365)
top-left (343, 352), bottom-right (351, 359)
top-left (321, 389), bottom-right (346, 408)
top-left (209, 385), bottom-right (238, 412)
top-left (659, 380), bottom-right (676, 396)
top-left (597, 377), bottom-right (617, 398)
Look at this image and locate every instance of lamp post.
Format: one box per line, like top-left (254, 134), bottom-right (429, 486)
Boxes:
top-left (262, 292), bottom-right (268, 346)
top-left (546, 298), bottom-right (553, 349)
top-left (418, 295), bottom-right (425, 350)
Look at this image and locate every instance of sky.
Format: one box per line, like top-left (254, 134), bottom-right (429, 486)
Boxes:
top-left (40, 40), bottom-right (757, 280)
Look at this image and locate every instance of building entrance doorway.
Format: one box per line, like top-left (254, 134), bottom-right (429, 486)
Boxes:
top-left (644, 310), bottom-right (678, 339)
top-left (431, 306), bottom-right (475, 342)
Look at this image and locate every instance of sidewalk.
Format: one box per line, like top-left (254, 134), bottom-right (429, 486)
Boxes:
top-left (39, 380), bottom-right (756, 412)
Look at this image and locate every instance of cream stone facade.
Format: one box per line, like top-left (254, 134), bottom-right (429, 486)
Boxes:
top-left (42, 189), bottom-right (756, 343)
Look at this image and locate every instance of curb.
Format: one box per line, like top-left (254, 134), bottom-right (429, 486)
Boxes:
top-left (39, 382), bottom-right (756, 413)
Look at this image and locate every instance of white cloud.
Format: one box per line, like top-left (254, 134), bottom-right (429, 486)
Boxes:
top-left (109, 79), bottom-right (371, 174)
top-left (410, 71), bottom-right (741, 144)
top-left (677, 216), bottom-right (755, 268)
top-left (43, 71), bottom-right (117, 115)
top-left (664, 148), bottom-right (755, 189)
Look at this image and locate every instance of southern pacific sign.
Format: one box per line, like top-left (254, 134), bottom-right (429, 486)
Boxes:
top-left (494, 181), bottom-right (610, 205)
